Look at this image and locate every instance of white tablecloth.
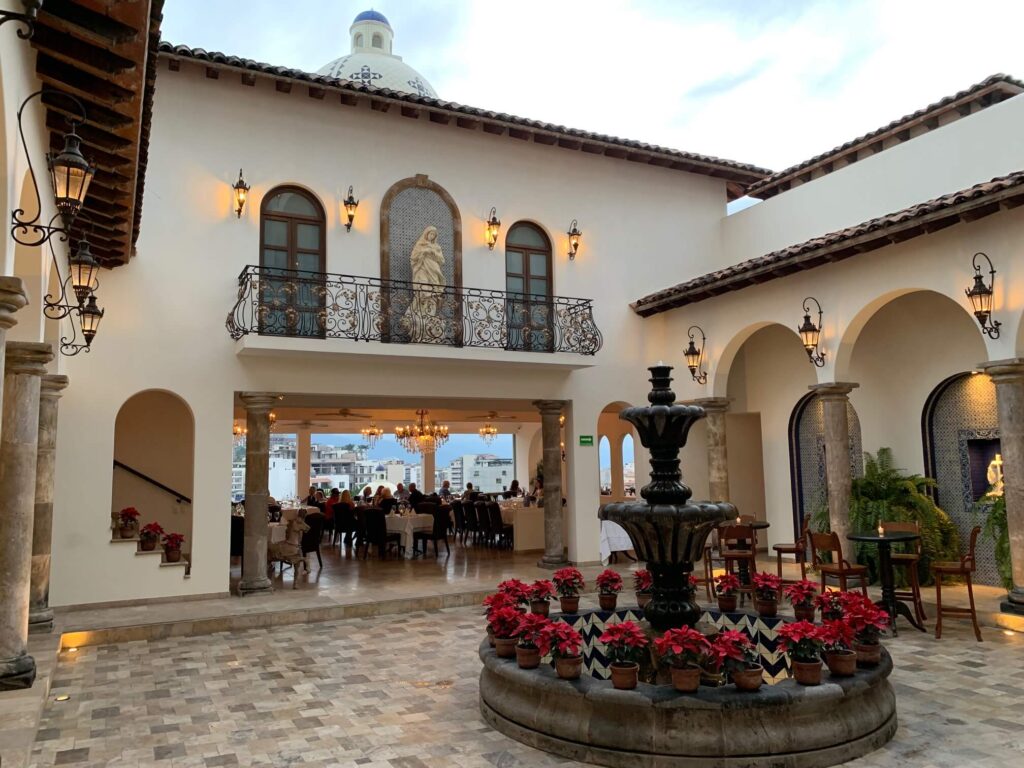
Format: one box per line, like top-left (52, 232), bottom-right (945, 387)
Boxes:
top-left (600, 520), bottom-right (633, 564)
top-left (268, 522), bottom-right (287, 544)
top-left (386, 513), bottom-right (433, 553)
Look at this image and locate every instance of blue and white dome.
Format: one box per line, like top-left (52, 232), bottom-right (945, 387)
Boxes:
top-left (317, 10), bottom-right (438, 99)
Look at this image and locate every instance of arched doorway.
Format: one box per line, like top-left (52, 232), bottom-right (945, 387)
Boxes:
top-left (598, 435), bottom-right (611, 498)
top-left (622, 434), bottom-right (635, 497)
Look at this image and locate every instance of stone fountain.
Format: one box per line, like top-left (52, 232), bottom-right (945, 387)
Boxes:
top-left (600, 364), bottom-right (734, 631)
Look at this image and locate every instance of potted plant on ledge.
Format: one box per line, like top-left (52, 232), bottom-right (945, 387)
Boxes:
top-left (596, 569), bottom-right (624, 611)
top-left (654, 627), bottom-right (710, 693)
top-left (162, 532), bottom-right (185, 563)
top-left (514, 613), bottom-right (550, 669)
top-left (816, 590), bottom-right (845, 621)
top-left (497, 578), bottom-right (531, 608)
top-left (139, 522), bottom-right (164, 552)
top-left (819, 618), bottom-right (857, 676)
top-left (599, 620), bottom-right (648, 690)
top-left (843, 593), bottom-right (889, 666)
top-left (489, 605), bottom-right (523, 658)
top-left (540, 621), bottom-right (584, 680)
top-left (633, 568), bottom-right (653, 609)
top-left (528, 580), bottom-right (555, 616)
top-left (117, 507), bottom-right (140, 539)
top-left (778, 621), bottom-right (825, 685)
top-left (553, 567), bottom-right (585, 613)
top-left (784, 579), bottom-right (819, 621)
top-left (483, 592), bottom-right (518, 647)
top-left (751, 571), bottom-right (782, 617)
top-left (709, 629), bottom-right (762, 692)
top-left (714, 573), bottom-right (740, 613)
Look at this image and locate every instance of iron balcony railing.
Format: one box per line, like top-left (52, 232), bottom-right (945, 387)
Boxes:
top-left (226, 265), bottom-right (603, 355)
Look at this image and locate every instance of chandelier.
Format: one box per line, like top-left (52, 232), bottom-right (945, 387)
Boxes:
top-left (478, 423), bottom-right (499, 445)
top-left (361, 422), bottom-right (384, 448)
top-left (395, 410), bottom-right (449, 455)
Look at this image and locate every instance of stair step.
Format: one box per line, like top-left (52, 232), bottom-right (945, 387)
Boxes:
top-left (110, 536), bottom-right (139, 543)
top-left (159, 560), bottom-right (188, 568)
top-left (135, 549), bottom-right (162, 556)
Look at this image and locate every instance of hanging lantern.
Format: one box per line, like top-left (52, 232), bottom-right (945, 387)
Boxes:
top-left (567, 219), bottom-right (582, 260)
top-left (68, 236), bottom-right (99, 305)
top-left (79, 294), bottom-right (104, 346)
top-left (798, 296), bottom-right (826, 367)
top-left (343, 186), bottom-right (359, 231)
top-left (48, 124), bottom-right (94, 225)
top-left (485, 207), bottom-right (501, 250)
top-left (684, 325), bottom-right (708, 384)
top-left (965, 252), bottom-right (1001, 339)
top-left (232, 169), bottom-right (250, 218)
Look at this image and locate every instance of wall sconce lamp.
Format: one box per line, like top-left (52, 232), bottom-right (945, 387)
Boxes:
top-left (684, 325), bottom-right (708, 384)
top-left (232, 169), bottom-right (250, 218)
top-left (567, 219), bottom-right (582, 260)
top-left (268, 411), bottom-right (277, 428)
top-left (343, 186), bottom-right (359, 231)
top-left (798, 296), bottom-right (826, 367)
top-left (0, 1), bottom-right (38, 39)
top-left (965, 252), bottom-right (1001, 339)
top-left (485, 207), bottom-right (501, 250)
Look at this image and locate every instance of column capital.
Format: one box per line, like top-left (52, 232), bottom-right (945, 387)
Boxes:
top-left (533, 399), bottom-right (566, 416)
top-left (240, 392), bottom-right (282, 412)
top-left (688, 397), bottom-right (731, 415)
top-left (40, 375), bottom-right (70, 399)
top-left (978, 358), bottom-right (1024, 382)
top-left (0, 276), bottom-right (28, 332)
top-left (809, 381), bottom-right (859, 399)
top-left (4, 342), bottom-right (53, 377)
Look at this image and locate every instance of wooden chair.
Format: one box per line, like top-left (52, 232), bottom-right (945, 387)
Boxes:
top-left (300, 511), bottom-right (325, 569)
top-left (413, 504), bottom-right (450, 557)
top-left (808, 531), bottom-right (868, 595)
top-left (487, 502), bottom-right (514, 550)
top-left (884, 520), bottom-right (927, 625)
top-left (450, 500), bottom-right (467, 544)
top-left (933, 526), bottom-right (982, 642)
top-left (360, 508), bottom-right (402, 560)
top-left (773, 518), bottom-right (809, 583)
top-left (719, 524), bottom-right (757, 602)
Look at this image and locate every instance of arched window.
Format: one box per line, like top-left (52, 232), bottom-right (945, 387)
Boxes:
top-left (354, 33), bottom-right (363, 47)
top-left (372, 33), bottom-right (383, 48)
top-left (505, 222), bottom-right (553, 351)
top-left (598, 435), bottom-right (611, 496)
top-left (260, 186), bottom-right (326, 337)
top-left (622, 434), bottom-right (635, 497)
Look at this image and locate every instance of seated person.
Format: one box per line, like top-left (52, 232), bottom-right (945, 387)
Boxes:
top-left (395, 482), bottom-right (410, 502)
top-left (407, 483), bottom-right (425, 508)
top-left (360, 486), bottom-right (373, 504)
top-left (439, 480), bottom-right (453, 499)
top-left (380, 487), bottom-right (397, 514)
top-left (304, 485), bottom-right (319, 506)
top-left (461, 482), bottom-right (475, 500)
top-left (509, 479), bottom-right (522, 497)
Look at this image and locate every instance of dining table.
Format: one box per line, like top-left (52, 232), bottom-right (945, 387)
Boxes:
top-left (847, 530), bottom-right (926, 636)
top-left (600, 520), bottom-right (633, 564)
top-left (386, 512), bottom-right (434, 555)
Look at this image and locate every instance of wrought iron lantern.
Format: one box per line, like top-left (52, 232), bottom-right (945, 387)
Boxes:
top-left (683, 325), bottom-right (708, 384)
top-left (360, 422), bottom-right (384, 448)
top-left (485, 207), bottom-right (501, 250)
top-left (58, 294), bottom-right (104, 357)
top-left (567, 219), bottom-right (582, 260)
top-left (478, 422), bottom-right (499, 445)
top-left (965, 252), bottom-right (1001, 339)
top-left (68, 236), bottom-right (100, 305)
top-left (232, 169), bottom-right (250, 218)
top-left (268, 411), bottom-right (277, 428)
top-left (343, 186), bottom-right (359, 231)
top-left (798, 296), bottom-right (826, 367)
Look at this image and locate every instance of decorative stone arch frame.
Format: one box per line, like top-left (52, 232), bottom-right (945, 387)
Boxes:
top-left (380, 174), bottom-right (462, 286)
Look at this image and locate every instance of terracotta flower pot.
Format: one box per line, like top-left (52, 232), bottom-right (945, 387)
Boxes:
top-left (824, 650), bottom-right (857, 677)
top-left (753, 597), bottom-right (778, 618)
top-left (140, 537), bottom-right (158, 551)
top-left (609, 662), bottom-right (639, 690)
top-left (794, 603), bottom-right (816, 622)
top-left (717, 594), bottom-right (738, 613)
top-left (119, 525), bottom-right (136, 539)
top-left (164, 547), bottom-right (182, 563)
top-left (559, 595), bottom-right (580, 613)
top-left (494, 636), bottom-right (517, 658)
top-left (530, 599), bottom-right (550, 617)
top-left (636, 592), bottom-right (652, 609)
top-left (670, 664), bottom-right (702, 693)
top-left (791, 659), bottom-right (823, 686)
top-left (555, 655), bottom-right (583, 680)
top-left (853, 641), bottom-right (882, 667)
top-left (731, 664), bottom-right (764, 691)
top-left (516, 644), bottom-right (541, 669)
top-left (599, 593), bottom-right (618, 611)
top-left (822, 609), bottom-right (843, 622)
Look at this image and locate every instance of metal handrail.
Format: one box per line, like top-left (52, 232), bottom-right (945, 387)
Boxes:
top-left (113, 460), bottom-right (192, 504)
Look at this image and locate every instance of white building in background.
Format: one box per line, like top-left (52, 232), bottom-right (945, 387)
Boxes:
top-left (447, 455), bottom-right (515, 492)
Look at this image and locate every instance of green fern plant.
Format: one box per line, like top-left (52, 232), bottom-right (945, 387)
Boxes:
top-left (975, 494), bottom-right (1011, 589)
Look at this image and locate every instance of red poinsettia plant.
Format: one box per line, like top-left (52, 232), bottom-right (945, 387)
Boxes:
top-left (819, 619), bottom-right (855, 653)
top-left (528, 579), bottom-right (556, 602)
top-left (552, 567), bottom-right (585, 597)
top-left (139, 522), bottom-right (164, 542)
top-left (483, 592), bottom-right (518, 623)
top-left (496, 579), bottom-right (531, 605)
top-left (816, 590), bottom-right (845, 618)
top-left (596, 569), bottom-right (624, 595)
top-left (687, 574), bottom-right (699, 588)
top-left (515, 613), bottom-right (551, 649)
top-left (714, 572), bottom-right (741, 597)
top-left (777, 620), bottom-right (824, 663)
top-left (118, 507), bottom-right (140, 526)
top-left (633, 569), bottom-right (653, 593)
top-left (599, 620), bottom-right (649, 666)
top-left (843, 594), bottom-right (890, 644)
top-left (654, 627), bottom-right (711, 669)
top-left (489, 605), bottom-right (523, 639)
top-left (707, 629), bottom-right (758, 676)
top-left (783, 579), bottom-right (818, 608)
top-left (539, 622), bottom-right (583, 660)
top-left (162, 532), bottom-right (185, 550)
top-left (751, 571), bottom-right (782, 600)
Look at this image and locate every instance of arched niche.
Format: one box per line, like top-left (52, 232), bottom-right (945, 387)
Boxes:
top-left (621, 434), bottom-right (635, 497)
top-left (598, 435), bottom-right (611, 496)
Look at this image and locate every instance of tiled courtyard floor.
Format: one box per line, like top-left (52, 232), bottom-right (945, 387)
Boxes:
top-left (27, 605), bottom-right (1024, 768)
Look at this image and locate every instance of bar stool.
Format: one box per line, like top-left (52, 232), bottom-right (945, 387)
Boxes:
top-left (720, 524), bottom-right (757, 603)
top-left (933, 526), bottom-right (982, 642)
top-left (884, 520), bottom-right (927, 625)
top-left (773, 518), bottom-right (809, 584)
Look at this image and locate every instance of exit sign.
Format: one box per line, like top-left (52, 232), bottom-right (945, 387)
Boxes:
top-left (579, 435), bottom-right (594, 446)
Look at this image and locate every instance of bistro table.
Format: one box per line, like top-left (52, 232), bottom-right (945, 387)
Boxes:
top-left (847, 530), bottom-right (926, 636)
top-left (386, 512), bottom-right (433, 555)
top-left (718, 519), bottom-right (770, 587)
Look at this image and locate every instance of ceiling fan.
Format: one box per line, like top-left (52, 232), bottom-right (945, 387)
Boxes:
top-left (312, 408), bottom-right (373, 420)
top-left (464, 410), bottom-right (520, 422)
top-left (274, 419), bottom-right (332, 430)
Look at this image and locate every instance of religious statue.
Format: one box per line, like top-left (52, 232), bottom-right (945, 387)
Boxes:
top-left (402, 225), bottom-right (446, 342)
top-left (987, 453), bottom-right (1005, 497)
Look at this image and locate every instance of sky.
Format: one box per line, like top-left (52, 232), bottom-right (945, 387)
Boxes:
top-left (161, 1), bottom-right (1024, 174)
top-left (303, 432), bottom-right (514, 467)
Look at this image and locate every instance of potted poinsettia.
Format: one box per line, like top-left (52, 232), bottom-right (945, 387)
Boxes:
top-left (843, 594), bottom-right (889, 666)
top-left (528, 580), bottom-right (555, 616)
top-left (497, 578), bottom-right (531, 607)
top-left (783, 579), bottom-right (818, 621)
top-left (819, 618), bottom-right (857, 676)
top-left (552, 567), bottom-right (585, 613)
top-left (489, 605), bottom-right (523, 658)
top-left (162, 532), bottom-right (185, 563)
top-left (633, 569), bottom-right (653, 609)
top-left (654, 627), bottom-right (710, 693)
top-left (539, 621), bottom-right (584, 680)
top-left (599, 620), bottom-right (649, 690)
top-left (714, 572), bottom-right (741, 613)
top-left (708, 629), bottom-right (762, 691)
top-left (778, 620), bottom-right (825, 685)
top-left (816, 590), bottom-right (845, 621)
top-left (483, 592), bottom-right (518, 647)
top-left (751, 571), bottom-right (782, 617)
top-left (139, 521), bottom-right (164, 551)
top-left (117, 507), bottom-right (140, 539)
top-left (596, 569), bottom-right (624, 611)
top-left (514, 613), bottom-right (550, 669)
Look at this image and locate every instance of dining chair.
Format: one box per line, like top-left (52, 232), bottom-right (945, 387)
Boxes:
top-left (462, 501), bottom-right (479, 544)
top-left (773, 518), bottom-right (810, 583)
top-left (808, 531), bottom-right (868, 595)
top-left (300, 511), bottom-right (325, 569)
top-left (450, 500), bottom-right (467, 544)
top-left (475, 500), bottom-right (492, 546)
top-left (413, 505), bottom-right (451, 557)
top-left (719, 524), bottom-right (758, 603)
top-left (883, 520), bottom-right (927, 624)
top-left (487, 502), bottom-right (513, 550)
top-left (932, 525), bottom-right (982, 642)
top-left (361, 508), bottom-right (402, 560)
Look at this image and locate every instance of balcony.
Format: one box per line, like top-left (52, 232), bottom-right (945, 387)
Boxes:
top-left (226, 265), bottom-right (603, 356)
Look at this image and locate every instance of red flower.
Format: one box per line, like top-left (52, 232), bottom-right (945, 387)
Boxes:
top-left (633, 569), bottom-right (653, 593)
top-left (777, 620), bottom-right (824, 662)
top-left (483, 592), bottom-right (518, 622)
top-left (496, 579), bottom-right (531, 605)
top-left (707, 629), bottom-right (757, 675)
top-left (596, 569), bottom-right (624, 595)
top-left (552, 567), bottom-right (585, 597)
top-left (714, 572), bottom-right (741, 596)
top-left (140, 522), bottom-right (165, 539)
top-left (819, 619), bottom-right (855, 652)
top-left (488, 606), bottom-right (523, 639)
top-left (751, 571), bottom-right (782, 599)
top-left (783, 579), bottom-right (818, 607)
top-left (162, 532), bottom-right (185, 550)
top-left (118, 507), bottom-right (140, 525)
top-left (815, 590), bottom-right (845, 615)
top-left (653, 627), bottom-right (710, 668)
top-left (844, 595), bottom-right (889, 643)
top-left (538, 622), bottom-right (583, 659)
top-left (515, 613), bottom-right (551, 648)
top-left (599, 620), bottom-right (648, 665)
top-left (688, 573), bottom-right (698, 588)
top-left (528, 580), bottom-right (555, 602)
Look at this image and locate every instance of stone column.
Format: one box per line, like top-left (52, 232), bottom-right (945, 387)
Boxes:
top-left (295, 428), bottom-right (311, 499)
top-left (979, 359), bottom-right (1024, 613)
top-left (0, 342), bottom-right (53, 690)
top-left (238, 393), bottom-right (279, 596)
top-left (693, 397), bottom-right (731, 502)
top-left (810, 382), bottom-right (859, 547)
top-left (534, 399), bottom-right (568, 568)
top-left (422, 450), bottom-right (436, 493)
top-left (28, 374), bottom-right (69, 634)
